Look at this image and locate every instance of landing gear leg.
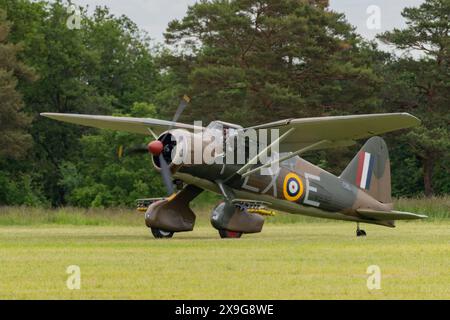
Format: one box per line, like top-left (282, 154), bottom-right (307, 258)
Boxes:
top-left (356, 223), bottom-right (366, 237)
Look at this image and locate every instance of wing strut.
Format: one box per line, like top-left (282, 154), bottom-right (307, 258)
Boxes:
top-left (230, 127), bottom-right (295, 179)
top-left (241, 139), bottom-right (330, 177)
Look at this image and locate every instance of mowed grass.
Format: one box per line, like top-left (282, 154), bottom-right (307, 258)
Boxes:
top-left (0, 222), bottom-right (449, 299)
top-left (0, 197), bottom-right (448, 299)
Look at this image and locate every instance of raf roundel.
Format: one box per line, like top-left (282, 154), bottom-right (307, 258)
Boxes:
top-left (283, 173), bottom-right (304, 202)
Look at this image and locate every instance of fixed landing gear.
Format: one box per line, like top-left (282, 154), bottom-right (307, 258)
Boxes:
top-left (356, 223), bottom-right (366, 237)
top-left (150, 228), bottom-right (174, 239)
top-left (218, 229), bottom-right (242, 239)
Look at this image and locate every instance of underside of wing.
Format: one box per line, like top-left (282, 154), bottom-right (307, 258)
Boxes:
top-left (40, 113), bottom-right (200, 135)
top-left (357, 208), bottom-right (427, 220)
top-left (247, 113), bottom-right (420, 153)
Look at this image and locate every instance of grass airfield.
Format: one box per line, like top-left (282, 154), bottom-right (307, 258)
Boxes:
top-left (1, 221), bottom-right (449, 299)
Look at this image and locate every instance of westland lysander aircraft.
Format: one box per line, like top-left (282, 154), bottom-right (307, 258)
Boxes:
top-left (41, 98), bottom-right (427, 238)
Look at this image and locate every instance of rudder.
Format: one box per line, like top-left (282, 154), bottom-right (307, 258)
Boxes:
top-left (340, 136), bottom-right (392, 204)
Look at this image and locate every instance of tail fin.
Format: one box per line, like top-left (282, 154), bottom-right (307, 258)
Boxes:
top-left (340, 136), bottom-right (392, 203)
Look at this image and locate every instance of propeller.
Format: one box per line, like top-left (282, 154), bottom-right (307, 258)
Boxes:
top-left (146, 95), bottom-right (191, 196)
top-left (117, 144), bottom-right (148, 158)
top-left (158, 154), bottom-right (174, 195)
top-left (117, 95), bottom-right (190, 196)
top-left (160, 95), bottom-right (190, 142)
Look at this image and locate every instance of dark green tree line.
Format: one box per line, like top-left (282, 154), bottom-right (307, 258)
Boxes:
top-left (378, 0), bottom-right (449, 197)
top-left (0, 0), bottom-right (163, 206)
top-left (161, 0), bottom-right (382, 125)
top-left (0, 8), bottom-right (35, 158)
top-left (161, 0), bottom-right (449, 197)
top-left (0, 0), bottom-right (448, 207)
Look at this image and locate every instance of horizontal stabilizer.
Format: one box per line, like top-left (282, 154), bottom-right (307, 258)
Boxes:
top-left (357, 208), bottom-right (427, 220)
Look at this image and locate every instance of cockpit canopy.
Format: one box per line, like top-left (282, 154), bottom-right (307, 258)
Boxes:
top-left (205, 121), bottom-right (243, 137)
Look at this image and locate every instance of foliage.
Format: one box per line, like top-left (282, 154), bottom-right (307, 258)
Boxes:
top-left (161, 0), bottom-right (382, 125)
top-left (58, 103), bottom-right (166, 208)
top-left (0, 9), bottom-right (35, 159)
top-left (377, 0), bottom-right (450, 196)
top-left (0, 0), bottom-right (162, 206)
top-left (0, 0), bottom-right (448, 207)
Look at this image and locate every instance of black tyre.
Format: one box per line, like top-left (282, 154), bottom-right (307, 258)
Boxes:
top-left (356, 229), bottom-right (367, 237)
top-left (218, 229), bottom-right (242, 239)
top-left (151, 228), bottom-right (174, 239)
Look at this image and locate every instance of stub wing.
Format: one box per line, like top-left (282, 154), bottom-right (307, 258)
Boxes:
top-left (40, 113), bottom-right (201, 135)
top-left (247, 113), bottom-right (421, 153)
top-left (357, 208), bottom-right (427, 220)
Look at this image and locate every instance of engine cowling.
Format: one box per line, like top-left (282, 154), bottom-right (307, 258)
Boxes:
top-left (151, 129), bottom-right (202, 170)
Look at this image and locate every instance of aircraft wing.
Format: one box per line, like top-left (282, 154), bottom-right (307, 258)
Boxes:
top-left (40, 113), bottom-right (200, 135)
top-left (246, 113), bottom-right (420, 153)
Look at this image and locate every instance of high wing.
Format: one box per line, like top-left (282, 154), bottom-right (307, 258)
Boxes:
top-left (246, 113), bottom-right (420, 153)
top-left (41, 112), bottom-right (420, 152)
top-left (40, 113), bottom-right (201, 135)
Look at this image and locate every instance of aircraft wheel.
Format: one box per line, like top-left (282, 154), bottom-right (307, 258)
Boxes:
top-left (356, 229), bottom-right (367, 237)
top-left (218, 229), bottom-right (242, 239)
top-left (151, 228), bottom-right (174, 239)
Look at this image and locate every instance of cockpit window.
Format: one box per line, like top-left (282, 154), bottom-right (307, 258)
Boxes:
top-left (205, 121), bottom-right (243, 140)
top-left (206, 121), bottom-right (242, 131)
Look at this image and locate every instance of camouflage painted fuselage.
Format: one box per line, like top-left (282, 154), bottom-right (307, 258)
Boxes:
top-left (174, 153), bottom-right (392, 227)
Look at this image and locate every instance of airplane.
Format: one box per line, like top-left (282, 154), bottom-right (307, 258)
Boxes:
top-left (41, 98), bottom-right (427, 239)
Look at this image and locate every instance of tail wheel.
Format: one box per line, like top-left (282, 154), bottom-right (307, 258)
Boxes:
top-left (356, 229), bottom-right (367, 237)
top-left (218, 229), bottom-right (242, 239)
top-left (151, 228), bottom-right (174, 239)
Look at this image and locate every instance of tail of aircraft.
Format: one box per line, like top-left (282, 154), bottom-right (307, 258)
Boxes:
top-left (340, 136), bottom-right (392, 204)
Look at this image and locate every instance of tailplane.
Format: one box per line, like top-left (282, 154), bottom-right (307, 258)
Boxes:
top-left (357, 208), bottom-right (427, 220)
top-left (340, 136), bottom-right (392, 203)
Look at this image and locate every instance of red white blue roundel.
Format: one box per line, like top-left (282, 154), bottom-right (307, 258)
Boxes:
top-left (283, 173), bottom-right (304, 202)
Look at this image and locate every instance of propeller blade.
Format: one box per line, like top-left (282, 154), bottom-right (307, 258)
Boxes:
top-left (145, 95), bottom-right (190, 196)
top-left (118, 144), bottom-right (148, 157)
top-left (159, 154), bottom-right (175, 196)
top-left (117, 145), bottom-right (124, 158)
top-left (172, 95), bottom-right (190, 125)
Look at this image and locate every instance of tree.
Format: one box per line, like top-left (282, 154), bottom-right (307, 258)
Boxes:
top-left (378, 0), bottom-right (450, 197)
top-left (160, 0), bottom-right (382, 126)
top-left (0, 9), bottom-right (35, 158)
top-left (83, 6), bottom-right (159, 109)
top-left (0, 0), bottom-right (162, 206)
top-left (59, 103), bottom-right (165, 208)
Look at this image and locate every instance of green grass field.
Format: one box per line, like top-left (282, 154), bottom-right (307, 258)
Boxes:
top-left (1, 222), bottom-right (449, 299)
top-left (0, 197), bottom-right (449, 299)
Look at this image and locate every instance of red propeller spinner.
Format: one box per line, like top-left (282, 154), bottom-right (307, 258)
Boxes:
top-left (148, 140), bottom-right (164, 156)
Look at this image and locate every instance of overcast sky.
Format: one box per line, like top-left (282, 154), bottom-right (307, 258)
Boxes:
top-left (67, 0), bottom-right (424, 52)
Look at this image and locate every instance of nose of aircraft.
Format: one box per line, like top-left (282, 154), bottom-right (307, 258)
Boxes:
top-left (148, 140), bottom-right (164, 155)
